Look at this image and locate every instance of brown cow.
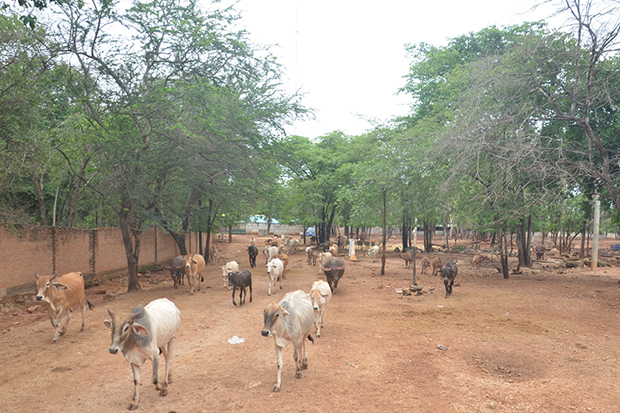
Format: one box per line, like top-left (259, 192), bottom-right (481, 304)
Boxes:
top-left (183, 254), bottom-right (205, 295)
top-left (431, 257), bottom-right (443, 276)
top-left (35, 271), bottom-right (94, 343)
top-left (399, 252), bottom-right (413, 269)
top-left (420, 256), bottom-right (431, 275)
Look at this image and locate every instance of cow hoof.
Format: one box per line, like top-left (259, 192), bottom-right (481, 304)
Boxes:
top-left (272, 385), bottom-right (281, 392)
top-left (128, 403), bottom-right (139, 410)
top-left (159, 388), bottom-right (168, 397)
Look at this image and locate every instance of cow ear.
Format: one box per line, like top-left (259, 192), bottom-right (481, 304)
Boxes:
top-left (103, 319), bottom-right (112, 329)
top-left (52, 282), bottom-right (68, 290)
top-left (131, 322), bottom-right (150, 336)
top-left (280, 308), bottom-right (290, 317)
top-left (321, 291), bottom-right (330, 297)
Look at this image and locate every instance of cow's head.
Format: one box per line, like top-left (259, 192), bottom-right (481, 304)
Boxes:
top-left (261, 302), bottom-right (288, 337)
top-left (310, 289), bottom-right (329, 311)
top-left (104, 307), bottom-right (149, 355)
top-left (34, 272), bottom-right (63, 300)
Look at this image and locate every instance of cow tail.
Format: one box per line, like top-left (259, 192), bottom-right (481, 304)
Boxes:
top-left (307, 334), bottom-right (314, 344)
top-left (86, 297), bottom-right (95, 311)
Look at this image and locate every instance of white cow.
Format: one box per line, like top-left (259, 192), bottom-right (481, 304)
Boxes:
top-left (220, 260), bottom-right (240, 289)
top-left (267, 245), bottom-right (279, 262)
top-left (104, 298), bottom-right (181, 411)
top-left (368, 245), bottom-right (380, 263)
top-left (261, 290), bottom-right (315, 392)
top-left (266, 258), bottom-right (284, 295)
top-left (317, 252), bottom-right (332, 274)
top-left (309, 280), bottom-right (332, 338)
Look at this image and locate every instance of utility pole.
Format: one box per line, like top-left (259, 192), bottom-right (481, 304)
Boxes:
top-left (592, 194), bottom-right (600, 269)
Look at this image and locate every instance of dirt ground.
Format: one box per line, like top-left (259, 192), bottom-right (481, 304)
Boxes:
top-left (1, 234), bottom-right (620, 413)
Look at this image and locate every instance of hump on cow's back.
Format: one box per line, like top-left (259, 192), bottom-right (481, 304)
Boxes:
top-left (131, 305), bottom-right (147, 318)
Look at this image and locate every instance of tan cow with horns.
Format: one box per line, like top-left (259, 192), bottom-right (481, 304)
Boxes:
top-left (34, 271), bottom-right (94, 343)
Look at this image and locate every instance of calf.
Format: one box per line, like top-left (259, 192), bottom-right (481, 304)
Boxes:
top-left (329, 243), bottom-right (339, 257)
top-left (306, 247), bottom-right (314, 265)
top-left (184, 253), bottom-right (205, 295)
top-left (279, 253), bottom-right (289, 279)
top-left (368, 245), bottom-right (380, 263)
top-left (163, 256), bottom-right (185, 289)
top-left (420, 256), bottom-right (431, 275)
top-left (399, 252), bottom-right (414, 269)
top-left (321, 257), bottom-right (346, 293)
top-left (209, 245), bottom-right (217, 265)
top-left (431, 257), bottom-right (443, 276)
top-left (228, 270), bottom-right (252, 306)
top-left (35, 271), bottom-right (94, 343)
top-left (442, 261), bottom-right (458, 298)
top-left (261, 290), bottom-right (315, 392)
top-left (266, 258), bottom-right (284, 295)
top-left (310, 280), bottom-right (332, 338)
top-left (104, 298), bottom-right (181, 411)
top-left (221, 261), bottom-right (240, 289)
top-left (248, 245), bottom-right (258, 268)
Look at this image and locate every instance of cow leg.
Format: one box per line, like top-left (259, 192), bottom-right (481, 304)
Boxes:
top-left (158, 339), bottom-right (174, 396)
top-left (80, 301), bottom-right (86, 332)
top-left (196, 271), bottom-right (201, 292)
top-left (232, 288), bottom-right (237, 306)
top-left (273, 344), bottom-right (284, 392)
top-left (129, 363), bottom-right (141, 410)
top-left (151, 351), bottom-right (160, 389)
top-left (61, 308), bottom-right (73, 335)
top-left (52, 308), bottom-right (64, 343)
top-left (293, 340), bottom-right (304, 378)
top-left (188, 273), bottom-right (194, 295)
top-left (248, 284), bottom-right (252, 303)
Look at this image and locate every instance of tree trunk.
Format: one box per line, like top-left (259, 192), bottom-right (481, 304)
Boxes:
top-left (119, 197), bottom-right (142, 292)
top-left (516, 215), bottom-right (532, 269)
top-left (381, 190), bottom-right (387, 276)
top-left (496, 221), bottom-right (509, 279)
top-left (423, 222), bottom-right (433, 253)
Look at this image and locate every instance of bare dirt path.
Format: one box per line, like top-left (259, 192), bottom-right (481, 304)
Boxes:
top-left (1, 235), bottom-right (620, 412)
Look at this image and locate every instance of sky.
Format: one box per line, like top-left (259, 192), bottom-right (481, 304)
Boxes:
top-left (233, 0), bottom-right (556, 138)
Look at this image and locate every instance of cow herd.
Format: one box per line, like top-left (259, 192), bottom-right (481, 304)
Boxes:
top-left (33, 236), bottom-right (470, 410)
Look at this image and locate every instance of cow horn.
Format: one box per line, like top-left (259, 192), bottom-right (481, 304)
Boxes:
top-left (35, 272), bottom-right (39, 279)
top-left (107, 308), bottom-right (115, 317)
top-left (50, 272), bottom-right (57, 280)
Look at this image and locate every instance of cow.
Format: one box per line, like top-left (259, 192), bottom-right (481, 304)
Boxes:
top-left (286, 238), bottom-right (299, 255)
top-left (368, 245), bottom-right (380, 262)
top-left (266, 258), bottom-right (284, 296)
top-left (329, 243), bottom-right (339, 257)
top-left (104, 298), bottom-right (181, 411)
top-left (248, 245), bottom-right (258, 268)
top-left (442, 261), bottom-right (458, 298)
top-left (317, 252), bottom-right (332, 274)
top-left (471, 254), bottom-right (485, 270)
top-left (221, 261), bottom-right (240, 289)
top-left (399, 252), bottom-right (413, 269)
top-left (279, 253), bottom-right (289, 279)
top-left (208, 245), bottom-right (217, 265)
top-left (306, 247), bottom-right (314, 265)
top-left (34, 271), bottom-right (94, 343)
top-left (163, 256), bottom-right (185, 289)
top-left (309, 280), bottom-right (332, 338)
top-left (184, 253), bottom-right (205, 295)
top-left (267, 245), bottom-right (279, 262)
top-left (321, 257), bottom-right (345, 293)
top-left (420, 256), bottom-right (431, 275)
top-left (534, 245), bottom-right (547, 260)
top-left (228, 269), bottom-right (252, 306)
top-left (261, 290), bottom-right (315, 392)
top-left (431, 257), bottom-right (443, 276)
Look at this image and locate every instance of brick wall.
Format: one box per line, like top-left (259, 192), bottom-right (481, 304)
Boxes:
top-left (0, 225), bottom-right (184, 296)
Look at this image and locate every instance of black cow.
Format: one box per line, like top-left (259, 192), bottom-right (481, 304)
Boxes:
top-left (248, 245), bottom-right (258, 268)
top-left (164, 255), bottom-right (186, 289)
top-left (442, 261), bottom-right (458, 298)
top-left (321, 257), bottom-right (345, 293)
top-left (228, 269), bottom-right (252, 306)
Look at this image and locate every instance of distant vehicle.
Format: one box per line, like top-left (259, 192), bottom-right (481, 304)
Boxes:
top-left (306, 227), bottom-right (315, 236)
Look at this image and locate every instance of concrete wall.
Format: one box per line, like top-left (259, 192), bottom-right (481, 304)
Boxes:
top-left (0, 225), bottom-right (182, 296)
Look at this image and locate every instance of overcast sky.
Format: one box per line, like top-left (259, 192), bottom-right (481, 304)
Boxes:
top-left (233, 0), bottom-right (554, 138)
